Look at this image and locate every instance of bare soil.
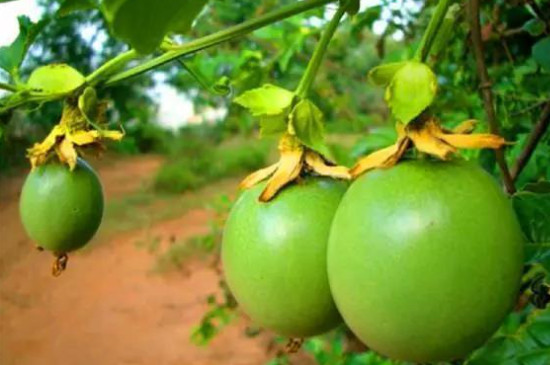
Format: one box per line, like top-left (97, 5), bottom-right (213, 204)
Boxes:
top-left (0, 156), bottom-right (311, 365)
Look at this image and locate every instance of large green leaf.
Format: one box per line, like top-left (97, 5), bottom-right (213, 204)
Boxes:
top-left (384, 61), bottom-right (438, 124)
top-left (0, 16), bottom-right (47, 75)
top-left (532, 37), bottom-right (550, 71)
top-left (102, 0), bottom-right (208, 54)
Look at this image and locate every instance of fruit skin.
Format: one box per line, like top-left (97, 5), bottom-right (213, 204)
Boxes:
top-left (20, 158), bottom-right (104, 253)
top-left (328, 159), bottom-right (524, 362)
top-left (223, 177), bottom-right (347, 337)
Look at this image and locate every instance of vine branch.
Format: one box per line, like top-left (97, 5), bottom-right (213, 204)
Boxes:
top-left (0, 82), bottom-right (18, 93)
top-left (511, 102), bottom-right (550, 181)
top-left (86, 49), bottom-right (139, 86)
top-left (102, 0), bottom-right (334, 87)
top-left (468, 0), bottom-right (516, 194)
top-left (295, 1), bottom-right (347, 98)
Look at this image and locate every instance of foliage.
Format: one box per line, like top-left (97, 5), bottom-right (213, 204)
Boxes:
top-left (153, 136), bottom-right (272, 194)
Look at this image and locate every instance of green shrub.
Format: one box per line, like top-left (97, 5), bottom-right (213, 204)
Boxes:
top-left (154, 139), bottom-right (270, 194)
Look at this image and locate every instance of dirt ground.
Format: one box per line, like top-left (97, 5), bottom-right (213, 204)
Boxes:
top-left (0, 156), bottom-right (311, 365)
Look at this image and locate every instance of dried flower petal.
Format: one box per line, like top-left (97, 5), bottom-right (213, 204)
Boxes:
top-left (305, 151), bottom-right (350, 180)
top-left (239, 163), bottom-right (279, 189)
top-left (260, 147), bottom-right (304, 202)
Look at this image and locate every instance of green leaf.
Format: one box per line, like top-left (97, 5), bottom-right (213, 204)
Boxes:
top-left (233, 84), bottom-right (295, 117)
top-left (513, 191), bottom-right (550, 244)
top-left (368, 62), bottom-right (407, 86)
top-left (532, 37), bottom-right (550, 71)
top-left (289, 99), bottom-right (329, 155)
top-left (523, 19), bottom-right (546, 37)
top-left (0, 16), bottom-right (48, 75)
top-left (259, 114), bottom-right (287, 138)
top-left (513, 189), bottom-right (550, 268)
top-left (27, 64), bottom-right (85, 94)
top-left (102, 0), bottom-right (208, 54)
top-left (385, 61), bottom-right (438, 124)
top-left (57, 0), bottom-right (97, 17)
top-left (524, 181), bottom-right (550, 194)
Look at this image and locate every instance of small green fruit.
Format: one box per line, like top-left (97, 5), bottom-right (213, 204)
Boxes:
top-left (20, 158), bottom-right (104, 253)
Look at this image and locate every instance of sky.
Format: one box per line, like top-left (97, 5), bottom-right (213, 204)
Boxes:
top-left (0, 0), bottom-right (419, 129)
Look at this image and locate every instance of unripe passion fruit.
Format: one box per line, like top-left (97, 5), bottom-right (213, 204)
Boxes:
top-left (20, 158), bottom-right (104, 253)
top-left (328, 159), bottom-right (524, 362)
top-left (223, 177), bottom-right (347, 337)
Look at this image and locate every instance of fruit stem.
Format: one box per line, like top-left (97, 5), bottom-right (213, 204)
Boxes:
top-left (85, 50), bottom-right (139, 86)
top-left (295, 2), bottom-right (348, 98)
top-left (101, 0), bottom-right (335, 87)
top-left (414, 0), bottom-right (452, 63)
top-left (52, 253), bottom-right (69, 277)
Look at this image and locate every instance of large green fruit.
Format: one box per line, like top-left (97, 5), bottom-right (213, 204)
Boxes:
top-left (223, 177), bottom-right (347, 337)
top-left (328, 159), bottom-right (524, 362)
top-left (20, 158), bottom-right (104, 253)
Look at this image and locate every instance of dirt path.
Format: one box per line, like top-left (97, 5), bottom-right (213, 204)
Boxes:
top-left (0, 156), bottom-right (311, 365)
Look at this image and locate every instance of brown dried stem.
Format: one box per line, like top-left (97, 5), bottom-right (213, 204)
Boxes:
top-left (468, 0), bottom-right (516, 194)
top-left (511, 102), bottom-right (550, 181)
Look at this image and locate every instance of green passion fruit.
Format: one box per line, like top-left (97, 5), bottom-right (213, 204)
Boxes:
top-left (20, 158), bottom-right (104, 253)
top-left (222, 177), bottom-right (347, 337)
top-left (327, 159), bottom-right (524, 363)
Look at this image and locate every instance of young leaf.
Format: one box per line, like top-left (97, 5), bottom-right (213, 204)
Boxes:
top-left (522, 19), bottom-right (546, 37)
top-left (385, 61), bottom-right (438, 124)
top-left (259, 114), bottom-right (287, 137)
top-left (532, 37), bottom-right (550, 71)
top-left (234, 84), bottom-right (295, 117)
top-left (57, 0), bottom-right (97, 17)
top-left (368, 62), bottom-right (407, 86)
top-left (289, 99), bottom-right (328, 155)
top-left (0, 16), bottom-right (48, 75)
top-left (102, 0), bottom-right (208, 54)
top-left (27, 64), bottom-right (85, 94)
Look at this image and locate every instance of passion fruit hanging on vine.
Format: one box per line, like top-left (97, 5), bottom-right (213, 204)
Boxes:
top-left (328, 159), bottom-right (524, 362)
top-left (223, 177), bottom-right (347, 337)
top-left (20, 158), bottom-right (104, 255)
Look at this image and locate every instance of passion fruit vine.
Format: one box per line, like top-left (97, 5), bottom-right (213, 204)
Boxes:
top-left (20, 158), bottom-right (104, 257)
top-left (222, 177), bottom-right (347, 337)
top-left (327, 159), bottom-right (524, 363)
